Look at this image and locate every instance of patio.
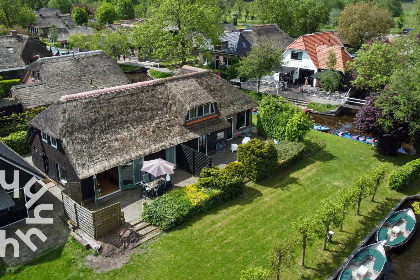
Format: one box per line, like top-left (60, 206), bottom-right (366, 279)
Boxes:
top-left (86, 132), bottom-right (264, 223)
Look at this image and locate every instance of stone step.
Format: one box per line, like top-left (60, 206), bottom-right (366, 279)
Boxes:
top-left (140, 228), bottom-right (161, 242)
top-left (137, 224), bottom-right (159, 236)
top-left (129, 217), bottom-right (144, 226)
top-left (133, 221), bottom-right (151, 232)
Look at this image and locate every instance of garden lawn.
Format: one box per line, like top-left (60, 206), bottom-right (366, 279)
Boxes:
top-left (391, 2), bottom-right (415, 34)
top-left (1, 131), bottom-right (417, 280)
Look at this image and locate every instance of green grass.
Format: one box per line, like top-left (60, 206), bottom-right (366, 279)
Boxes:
top-left (117, 64), bottom-right (140, 72)
top-left (306, 102), bottom-right (339, 112)
top-left (391, 2), bottom-right (416, 34)
top-left (252, 113), bottom-right (257, 127)
top-left (1, 131), bottom-right (417, 279)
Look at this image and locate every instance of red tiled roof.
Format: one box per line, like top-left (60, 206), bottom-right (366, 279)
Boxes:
top-left (286, 31), bottom-right (352, 70)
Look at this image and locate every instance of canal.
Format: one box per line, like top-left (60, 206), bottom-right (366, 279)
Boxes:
top-left (309, 108), bottom-right (363, 135)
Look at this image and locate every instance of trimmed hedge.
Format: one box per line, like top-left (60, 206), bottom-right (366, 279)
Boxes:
top-left (0, 79), bottom-right (20, 98)
top-left (275, 140), bottom-right (305, 170)
top-left (142, 162), bottom-right (245, 230)
top-left (237, 138), bottom-right (279, 183)
top-left (388, 158), bottom-right (420, 191)
top-left (0, 130), bottom-right (30, 155)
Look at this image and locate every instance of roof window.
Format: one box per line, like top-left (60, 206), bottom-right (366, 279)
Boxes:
top-left (7, 47), bottom-right (14, 53)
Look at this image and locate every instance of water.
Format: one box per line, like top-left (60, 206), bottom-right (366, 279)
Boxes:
top-left (309, 108), bottom-right (365, 135)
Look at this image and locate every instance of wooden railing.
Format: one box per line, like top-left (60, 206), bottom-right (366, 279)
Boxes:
top-left (62, 192), bottom-right (122, 239)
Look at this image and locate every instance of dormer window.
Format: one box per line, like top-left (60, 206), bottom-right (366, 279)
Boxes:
top-left (186, 103), bottom-right (215, 121)
top-left (41, 132), bottom-right (49, 143)
top-left (291, 51), bottom-right (303, 60)
top-left (31, 71), bottom-right (40, 82)
top-left (214, 45), bottom-right (222, 51)
top-left (7, 47), bottom-right (14, 53)
top-left (50, 137), bottom-right (58, 149)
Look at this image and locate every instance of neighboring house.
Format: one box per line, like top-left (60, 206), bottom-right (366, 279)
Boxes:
top-left (27, 66), bottom-right (256, 203)
top-left (0, 31), bottom-right (52, 80)
top-left (207, 31), bottom-right (252, 68)
top-left (29, 8), bottom-right (94, 42)
top-left (11, 50), bottom-right (130, 111)
top-left (0, 141), bottom-right (44, 228)
top-left (241, 24), bottom-right (294, 51)
top-left (282, 31), bottom-right (353, 86)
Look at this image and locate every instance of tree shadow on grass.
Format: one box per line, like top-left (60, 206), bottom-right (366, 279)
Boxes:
top-left (300, 196), bottom-right (400, 280)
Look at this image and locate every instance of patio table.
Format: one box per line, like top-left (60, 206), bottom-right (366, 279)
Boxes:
top-left (145, 178), bottom-right (166, 192)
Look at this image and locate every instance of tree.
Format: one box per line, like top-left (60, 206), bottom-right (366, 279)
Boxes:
top-left (238, 43), bottom-right (283, 93)
top-left (68, 32), bottom-right (91, 50)
top-left (337, 187), bottom-right (357, 231)
top-left (397, 12), bottom-right (405, 32)
top-left (318, 70), bottom-right (341, 93)
top-left (130, 0), bottom-right (223, 66)
top-left (316, 198), bottom-right (341, 250)
top-left (374, 0), bottom-right (403, 17)
top-left (336, 2), bottom-right (392, 49)
top-left (89, 29), bottom-right (130, 59)
top-left (270, 241), bottom-right (296, 279)
top-left (293, 216), bottom-right (319, 266)
top-left (49, 24), bottom-right (58, 43)
top-left (353, 174), bottom-right (374, 215)
top-left (71, 6), bottom-right (88, 25)
top-left (0, 0), bottom-right (36, 28)
top-left (116, 0), bottom-right (135, 20)
top-left (370, 164), bottom-right (387, 201)
top-left (347, 41), bottom-right (401, 92)
top-left (328, 8), bottom-right (341, 26)
top-left (96, 2), bottom-right (118, 25)
top-left (48, 0), bottom-right (72, 14)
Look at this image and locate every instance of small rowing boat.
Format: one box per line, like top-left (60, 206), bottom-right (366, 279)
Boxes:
top-left (333, 130), bottom-right (375, 145)
top-left (312, 124), bottom-right (331, 132)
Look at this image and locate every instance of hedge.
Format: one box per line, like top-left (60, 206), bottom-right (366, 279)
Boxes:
top-left (237, 138), bottom-right (279, 183)
top-left (0, 130), bottom-right (31, 155)
top-left (149, 69), bottom-right (173, 79)
top-left (0, 79), bottom-right (20, 98)
top-left (275, 140), bottom-right (305, 170)
top-left (142, 162), bottom-right (245, 230)
top-left (388, 158), bottom-right (420, 191)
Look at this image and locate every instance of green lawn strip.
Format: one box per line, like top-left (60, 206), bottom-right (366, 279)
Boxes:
top-left (306, 102), bottom-right (339, 112)
top-left (1, 131), bottom-right (417, 279)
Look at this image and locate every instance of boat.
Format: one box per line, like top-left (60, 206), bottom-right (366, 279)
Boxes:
top-left (376, 208), bottom-right (417, 250)
top-left (333, 130), bottom-right (375, 145)
top-left (338, 242), bottom-right (387, 280)
top-left (312, 124), bottom-right (331, 132)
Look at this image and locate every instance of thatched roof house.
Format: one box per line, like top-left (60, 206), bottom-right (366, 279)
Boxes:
top-left (29, 66), bottom-right (256, 180)
top-left (0, 32), bottom-right (52, 78)
top-left (11, 50), bottom-right (130, 110)
top-left (241, 24), bottom-right (294, 51)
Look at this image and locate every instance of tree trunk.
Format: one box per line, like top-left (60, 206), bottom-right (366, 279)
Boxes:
top-left (340, 210), bottom-right (345, 231)
top-left (371, 182), bottom-right (378, 201)
top-left (323, 226), bottom-right (329, 250)
top-left (257, 77), bottom-right (261, 93)
top-left (301, 233), bottom-right (307, 266)
top-left (357, 194), bottom-right (362, 215)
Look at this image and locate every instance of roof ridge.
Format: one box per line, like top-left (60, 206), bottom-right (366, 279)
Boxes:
top-left (36, 50), bottom-right (104, 62)
top-left (12, 82), bottom-right (47, 90)
top-left (60, 66), bottom-right (210, 102)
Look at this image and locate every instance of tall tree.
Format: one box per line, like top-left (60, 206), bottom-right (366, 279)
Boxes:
top-left (89, 29), bottom-right (130, 59)
top-left (316, 198), bottom-right (341, 250)
top-left (71, 6), bottom-right (89, 25)
top-left (238, 43), bottom-right (283, 93)
top-left (116, 0), bottom-right (135, 20)
top-left (397, 12), bottom-right (405, 32)
top-left (96, 2), bottom-right (118, 25)
top-left (370, 164), bottom-right (387, 202)
top-left (49, 24), bottom-right (58, 42)
top-left (353, 174), bottom-right (374, 215)
top-left (270, 241), bottom-right (296, 279)
top-left (336, 2), bottom-right (392, 49)
top-left (337, 187), bottom-right (357, 231)
top-left (130, 0), bottom-right (223, 65)
top-left (48, 0), bottom-right (72, 14)
top-left (0, 0), bottom-right (36, 29)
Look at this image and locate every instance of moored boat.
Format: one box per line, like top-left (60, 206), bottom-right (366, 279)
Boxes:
top-left (376, 208), bottom-right (417, 250)
top-left (333, 130), bottom-right (375, 145)
top-left (312, 124), bottom-right (331, 132)
top-left (338, 242), bottom-right (387, 280)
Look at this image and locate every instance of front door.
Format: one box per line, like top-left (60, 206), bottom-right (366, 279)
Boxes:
top-left (227, 118), bottom-right (233, 140)
top-left (119, 162), bottom-right (135, 190)
top-left (198, 135), bottom-right (207, 154)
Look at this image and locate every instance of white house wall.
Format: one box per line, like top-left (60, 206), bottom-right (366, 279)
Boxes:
top-left (282, 49), bottom-right (317, 86)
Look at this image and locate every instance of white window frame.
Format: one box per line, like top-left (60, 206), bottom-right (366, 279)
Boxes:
top-left (57, 164), bottom-right (67, 184)
top-left (186, 103), bottom-right (216, 121)
top-left (41, 132), bottom-right (49, 143)
top-left (291, 51), bottom-right (303, 60)
top-left (50, 137), bottom-right (58, 149)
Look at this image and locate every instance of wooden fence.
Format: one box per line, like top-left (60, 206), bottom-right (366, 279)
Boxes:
top-left (62, 192), bottom-right (122, 239)
top-left (178, 144), bottom-right (212, 176)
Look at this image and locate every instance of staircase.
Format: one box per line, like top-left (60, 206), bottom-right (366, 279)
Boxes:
top-left (283, 96), bottom-right (310, 108)
top-left (130, 217), bottom-right (161, 242)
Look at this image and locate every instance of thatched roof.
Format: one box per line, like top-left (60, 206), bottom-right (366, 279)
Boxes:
top-left (35, 9), bottom-right (76, 29)
top-left (0, 34), bottom-right (52, 70)
top-left (12, 51), bottom-right (130, 110)
top-left (218, 32), bottom-right (251, 57)
top-left (242, 24), bottom-right (294, 51)
top-left (56, 26), bottom-right (95, 41)
top-left (30, 66), bottom-right (257, 179)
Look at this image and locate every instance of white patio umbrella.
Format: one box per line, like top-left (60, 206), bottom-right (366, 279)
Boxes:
top-left (141, 158), bottom-right (175, 177)
top-left (242, 137), bottom-right (251, 144)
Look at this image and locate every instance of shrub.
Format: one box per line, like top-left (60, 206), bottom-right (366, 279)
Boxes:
top-left (142, 162), bottom-right (245, 230)
top-left (237, 138), bottom-right (279, 182)
top-left (0, 130), bottom-right (30, 155)
top-left (388, 158), bottom-right (420, 191)
top-left (0, 79), bottom-right (20, 98)
top-left (275, 140), bottom-right (305, 170)
top-left (240, 267), bottom-right (270, 280)
top-left (149, 69), bottom-right (173, 79)
top-left (240, 88), bottom-right (264, 101)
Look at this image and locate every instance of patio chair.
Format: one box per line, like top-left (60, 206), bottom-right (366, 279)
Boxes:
top-left (142, 173), bottom-right (150, 184)
top-left (150, 175), bottom-right (157, 181)
top-left (216, 142), bottom-right (221, 153)
top-left (231, 143), bottom-right (238, 152)
top-left (140, 184), bottom-right (148, 199)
